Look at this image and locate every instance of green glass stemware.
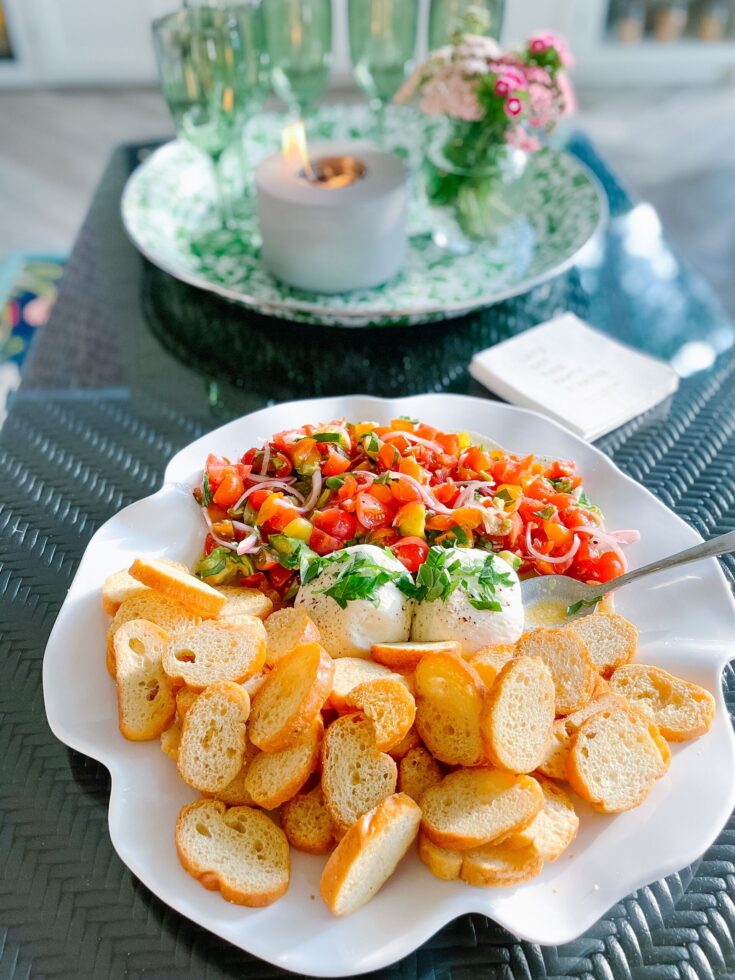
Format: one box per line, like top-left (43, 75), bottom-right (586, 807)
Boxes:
top-left (348, 0), bottom-right (419, 114)
top-left (263, 0), bottom-right (333, 116)
top-left (428, 0), bottom-right (504, 49)
top-left (153, 7), bottom-right (263, 225)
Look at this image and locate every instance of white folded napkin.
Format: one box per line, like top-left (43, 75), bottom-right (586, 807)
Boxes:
top-left (469, 313), bottom-right (679, 441)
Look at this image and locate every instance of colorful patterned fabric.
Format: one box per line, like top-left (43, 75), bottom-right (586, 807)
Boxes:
top-left (0, 253), bottom-right (65, 423)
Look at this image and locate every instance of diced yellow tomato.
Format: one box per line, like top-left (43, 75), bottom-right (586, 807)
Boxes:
top-left (389, 418), bottom-right (416, 432)
top-left (369, 483), bottom-right (394, 504)
top-left (494, 483), bottom-right (522, 513)
top-left (354, 422), bottom-right (377, 439)
top-left (457, 431), bottom-right (471, 451)
top-left (256, 493), bottom-right (300, 531)
top-left (436, 527), bottom-right (475, 548)
top-left (450, 507), bottom-right (485, 530)
top-left (291, 438), bottom-right (320, 474)
top-left (398, 455), bottom-right (426, 483)
top-left (283, 517), bottom-right (313, 541)
top-left (379, 443), bottom-right (400, 470)
top-left (396, 501), bottom-right (426, 538)
top-left (543, 521), bottom-right (573, 548)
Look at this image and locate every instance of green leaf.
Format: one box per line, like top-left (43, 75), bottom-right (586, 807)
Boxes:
top-left (195, 547), bottom-right (253, 585)
top-left (566, 595), bottom-right (603, 617)
top-left (536, 506), bottom-right (555, 520)
top-left (311, 433), bottom-right (342, 444)
top-left (316, 552), bottom-right (410, 609)
top-left (325, 476), bottom-right (346, 490)
top-left (201, 473), bottom-right (213, 507)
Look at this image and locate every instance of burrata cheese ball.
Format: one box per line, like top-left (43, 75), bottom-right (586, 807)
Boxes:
top-left (410, 547), bottom-right (523, 653)
top-left (295, 544), bottom-right (413, 658)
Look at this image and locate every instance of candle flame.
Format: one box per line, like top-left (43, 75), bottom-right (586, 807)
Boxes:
top-left (282, 119), bottom-right (315, 180)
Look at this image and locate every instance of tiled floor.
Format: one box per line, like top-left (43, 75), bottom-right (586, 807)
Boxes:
top-left (1, 85), bottom-right (734, 313)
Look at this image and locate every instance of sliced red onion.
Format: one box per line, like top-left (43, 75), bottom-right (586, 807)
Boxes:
top-left (453, 481), bottom-right (494, 509)
top-left (233, 479), bottom-right (304, 513)
top-left (525, 523), bottom-right (581, 565)
top-left (201, 509), bottom-right (238, 551)
top-left (236, 531), bottom-right (260, 555)
top-left (246, 471), bottom-right (297, 484)
top-left (259, 441), bottom-right (271, 476)
top-left (382, 430), bottom-right (444, 454)
top-left (385, 471), bottom-right (454, 514)
top-left (296, 468), bottom-right (322, 514)
top-left (568, 526), bottom-right (628, 571)
top-left (605, 529), bottom-right (641, 544)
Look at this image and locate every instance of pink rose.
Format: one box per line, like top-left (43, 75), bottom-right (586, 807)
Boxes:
top-left (504, 96), bottom-right (523, 117)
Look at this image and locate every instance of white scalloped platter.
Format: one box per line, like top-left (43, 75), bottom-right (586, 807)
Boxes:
top-left (43, 394), bottom-right (735, 977)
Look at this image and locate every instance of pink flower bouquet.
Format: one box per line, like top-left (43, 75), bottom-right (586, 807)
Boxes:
top-left (395, 29), bottom-right (575, 248)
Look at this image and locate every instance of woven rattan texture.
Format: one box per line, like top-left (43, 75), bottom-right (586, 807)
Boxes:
top-left (1, 354), bottom-right (734, 979)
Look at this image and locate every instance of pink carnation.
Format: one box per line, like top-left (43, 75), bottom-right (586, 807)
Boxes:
top-left (528, 30), bottom-right (573, 67)
top-left (419, 70), bottom-right (483, 120)
top-left (528, 83), bottom-right (554, 128)
top-left (504, 96), bottom-right (523, 118)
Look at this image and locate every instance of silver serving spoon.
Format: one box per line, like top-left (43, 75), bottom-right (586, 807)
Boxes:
top-left (521, 529), bottom-right (735, 622)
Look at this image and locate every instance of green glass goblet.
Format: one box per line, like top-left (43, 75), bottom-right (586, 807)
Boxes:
top-left (153, 7), bottom-right (259, 227)
top-left (348, 0), bottom-right (419, 142)
top-left (428, 0), bottom-right (504, 49)
top-left (263, 0), bottom-right (333, 118)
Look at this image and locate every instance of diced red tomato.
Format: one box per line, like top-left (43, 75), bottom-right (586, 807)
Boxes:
top-left (312, 508), bottom-right (357, 541)
top-left (355, 492), bottom-right (392, 529)
top-left (460, 447), bottom-right (492, 474)
top-left (270, 452), bottom-right (293, 478)
top-left (247, 487), bottom-right (271, 510)
top-left (378, 443), bottom-right (400, 470)
top-left (390, 478), bottom-right (420, 503)
top-left (366, 526), bottom-right (399, 547)
top-left (433, 482), bottom-right (460, 506)
top-left (391, 536), bottom-right (429, 573)
top-left (213, 471), bottom-right (245, 508)
top-left (268, 564), bottom-right (294, 589)
top-left (204, 533), bottom-right (217, 555)
top-left (322, 448), bottom-right (351, 476)
top-left (206, 454), bottom-right (232, 490)
top-left (368, 483), bottom-right (393, 504)
top-left (241, 572), bottom-right (269, 590)
top-left (310, 527), bottom-right (343, 555)
top-left (338, 474), bottom-right (358, 501)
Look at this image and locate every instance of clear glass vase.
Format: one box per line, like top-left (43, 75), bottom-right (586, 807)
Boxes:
top-left (423, 120), bottom-right (530, 254)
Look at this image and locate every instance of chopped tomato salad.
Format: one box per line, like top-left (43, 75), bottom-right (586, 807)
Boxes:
top-left (193, 417), bottom-right (638, 602)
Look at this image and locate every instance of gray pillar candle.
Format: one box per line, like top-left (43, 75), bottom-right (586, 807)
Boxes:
top-left (255, 135), bottom-right (408, 295)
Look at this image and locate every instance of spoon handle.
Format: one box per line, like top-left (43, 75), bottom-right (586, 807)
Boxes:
top-left (604, 529), bottom-right (735, 594)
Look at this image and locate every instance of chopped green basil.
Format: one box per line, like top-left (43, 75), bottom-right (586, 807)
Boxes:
top-left (316, 552), bottom-right (412, 609)
top-left (406, 547), bottom-right (512, 612)
top-left (195, 547), bottom-right (253, 585)
top-left (550, 477), bottom-right (575, 493)
top-left (325, 476), bottom-right (346, 490)
top-left (567, 595), bottom-right (603, 617)
top-left (578, 490), bottom-right (591, 506)
top-left (201, 473), bottom-right (213, 506)
top-left (448, 525), bottom-right (469, 545)
top-left (268, 534), bottom-right (320, 582)
top-left (311, 433), bottom-right (342, 444)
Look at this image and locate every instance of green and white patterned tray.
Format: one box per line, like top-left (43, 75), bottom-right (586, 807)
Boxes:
top-left (121, 105), bottom-right (606, 327)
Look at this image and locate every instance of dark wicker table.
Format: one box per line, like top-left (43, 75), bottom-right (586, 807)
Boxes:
top-left (2, 133), bottom-right (735, 980)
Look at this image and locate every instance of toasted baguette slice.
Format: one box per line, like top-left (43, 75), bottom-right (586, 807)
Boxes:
top-left (460, 841), bottom-right (544, 888)
top-left (282, 785), bottom-right (336, 855)
top-left (129, 557), bottom-right (226, 618)
top-left (344, 677), bottom-right (416, 752)
top-left (163, 618), bottom-right (266, 690)
top-left (107, 592), bottom-right (200, 676)
top-left (567, 706), bottom-right (669, 813)
top-left (176, 799), bottom-right (289, 907)
top-left (244, 718), bottom-right (323, 810)
top-left (567, 613), bottom-right (637, 676)
top-left (113, 620), bottom-right (176, 740)
top-left (481, 656), bottom-right (555, 773)
top-left (177, 682), bottom-right (250, 793)
top-left (371, 640), bottom-right (461, 671)
top-left (160, 717), bottom-right (182, 761)
top-left (321, 713), bottom-right (398, 835)
top-left (328, 657), bottom-right (400, 712)
top-left (414, 652), bottom-right (486, 766)
top-left (249, 642), bottom-right (334, 752)
top-left (242, 669), bottom-right (270, 699)
top-left (516, 628), bottom-right (596, 716)
top-left (536, 690), bottom-right (628, 779)
top-left (102, 569), bottom-right (149, 616)
top-left (207, 740), bottom-right (259, 806)
top-left (504, 776), bottom-right (578, 861)
top-left (468, 644), bottom-right (517, 689)
top-left (418, 832), bottom-right (543, 887)
top-left (216, 585), bottom-right (273, 621)
top-left (398, 746), bottom-right (443, 804)
top-left (608, 663), bottom-right (715, 741)
top-left (388, 725), bottom-right (421, 761)
top-left (418, 832), bottom-right (463, 881)
top-left (420, 769), bottom-right (543, 851)
top-left (265, 607), bottom-right (320, 667)
top-left (175, 686), bottom-right (199, 720)
top-left (319, 793), bottom-right (421, 916)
